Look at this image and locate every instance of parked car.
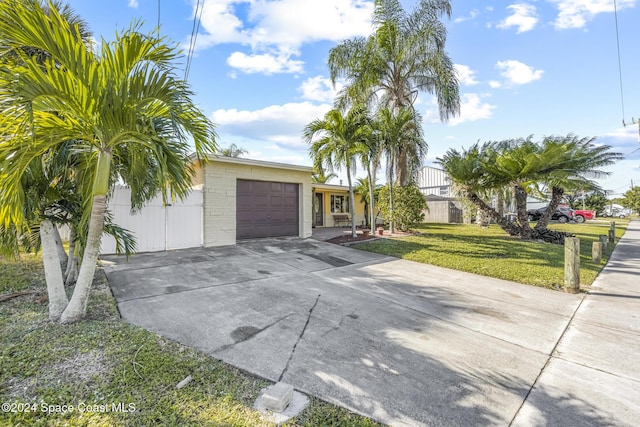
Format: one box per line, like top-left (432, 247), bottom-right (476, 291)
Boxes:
top-left (573, 209), bottom-right (595, 223)
top-left (527, 206), bottom-right (575, 223)
top-left (601, 208), bottom-right (627, 218)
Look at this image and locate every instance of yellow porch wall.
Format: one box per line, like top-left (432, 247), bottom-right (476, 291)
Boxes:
top-left (315, 190), bottom-right (367, 227)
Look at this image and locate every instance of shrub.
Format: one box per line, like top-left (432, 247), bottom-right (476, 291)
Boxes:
top-left (377, 184), bottom-right (427, 231)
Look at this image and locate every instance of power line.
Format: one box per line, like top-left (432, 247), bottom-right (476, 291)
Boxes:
top-left (613, 0), bottom-right (627, 124)
top-left (184, 0), bottom-right (204, 81)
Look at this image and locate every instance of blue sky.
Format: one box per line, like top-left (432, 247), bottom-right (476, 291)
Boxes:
top-left (65, 0), bottom-right (640, 197)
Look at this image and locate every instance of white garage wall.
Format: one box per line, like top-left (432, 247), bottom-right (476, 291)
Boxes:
top-left (100, 186), bottom-right (203, 254)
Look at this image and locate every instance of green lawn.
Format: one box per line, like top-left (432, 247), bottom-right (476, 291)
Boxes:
top-left (358, 220), bottom-right (628, 289)
top-left (0, 255), bottom-right (380, 427)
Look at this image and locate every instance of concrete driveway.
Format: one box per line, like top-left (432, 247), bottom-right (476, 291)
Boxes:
top-left (102, 235), bottom-right (639, 426)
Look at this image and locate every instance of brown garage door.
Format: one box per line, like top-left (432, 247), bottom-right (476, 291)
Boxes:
top-left (236, 179), bottom-right (299, 239)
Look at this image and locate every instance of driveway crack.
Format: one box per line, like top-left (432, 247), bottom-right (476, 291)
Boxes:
top-left (278, 294), bottom-right (321, 382)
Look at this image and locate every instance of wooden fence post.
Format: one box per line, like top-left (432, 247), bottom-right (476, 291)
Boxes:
top-left (599, 234), bottom-right (608, 250)
top-left (592, 241), bottom-right (603, 264)
top-left (608, 229), bottom-right (615, 244)
top-left (564, 237), bottom-right (580, 293)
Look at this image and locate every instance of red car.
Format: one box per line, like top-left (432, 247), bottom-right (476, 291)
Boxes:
top-left (573, 209), bottom-right (595, 223)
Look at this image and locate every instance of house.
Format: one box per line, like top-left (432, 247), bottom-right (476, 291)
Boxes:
top-left (100, 156), bottom-right (378, 254)
top-left (312, 183), bottom-right (367, 228)
top-left (101, 156), bottom-right (314, 253)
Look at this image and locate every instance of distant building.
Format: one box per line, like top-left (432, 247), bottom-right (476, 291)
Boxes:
top-left (416, 166), bottom-right (462, 223)
top-left (416, 166), bottom-right (452, 197)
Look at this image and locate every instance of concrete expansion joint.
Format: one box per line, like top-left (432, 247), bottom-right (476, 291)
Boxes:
top-left (551, 355), bottom-right (640, 385)
top-left (509, 293), bottom-right (588, 426)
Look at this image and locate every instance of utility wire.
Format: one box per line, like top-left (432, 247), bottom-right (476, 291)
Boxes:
top-left (613, 0), bottom-right (630, 125)
top-left (184, 0), bottom-right (204, 81)
top-left (157, 0), bottom-right (160, 30)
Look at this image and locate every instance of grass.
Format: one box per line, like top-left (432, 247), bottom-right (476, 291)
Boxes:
top-left (358, 220), bottom-right (628, 289)
top-left (0, 254), bottom-right (381, 426)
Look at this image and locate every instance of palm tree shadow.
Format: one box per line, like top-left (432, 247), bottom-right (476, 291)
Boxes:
top-left (284, 270), bottom-right (616, 426)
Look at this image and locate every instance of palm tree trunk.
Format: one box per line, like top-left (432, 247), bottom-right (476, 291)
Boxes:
top-left (61, 151), bottom-right (111, 323)
top-left (465, 191), bottom-right (522, 236)
top-left (367, 166), bottom-right (375, 231)
top-left (534, 187), bottom-right (564, 231)
top-left (52, 223), bottom-right (68, 272)
top-left (388, 152), bottom-right (395, 234)
top-left (40, 219), bottom-right (69, 320)
top-left (347, 166), bottom-right (357, 238)
top-left (64, 225), bottom-right (78, 285)
top-left (60, 194), bottom-right (106, 323)
top-left (513, 184), bottom-right (532, 239)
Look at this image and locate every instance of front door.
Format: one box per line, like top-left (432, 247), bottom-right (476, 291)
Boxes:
top-left (314, 192), bottom-right (323, 226)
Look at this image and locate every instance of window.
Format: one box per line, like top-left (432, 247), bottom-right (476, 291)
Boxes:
top-left (439, 186), bottom-right (449, 197)
top-left (331, 195), bottom-right (349, 213)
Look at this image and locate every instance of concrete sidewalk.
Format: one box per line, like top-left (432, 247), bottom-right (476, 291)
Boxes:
top-left (102, 223), bottom-right (640, 426)
top-left (512, 220), bottom-right (640, 426)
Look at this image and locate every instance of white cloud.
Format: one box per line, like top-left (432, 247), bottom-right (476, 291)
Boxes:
top-left (497, 4), bottom-right (539, 33)
top-left (299, 76), bottom-right (343, 102)
top-left (211, 102), bottom-right (332, 150)
top-left (549, 0), bottom-right (635, 30)
top-left (495, 60), bottom-right (543, 85)
top-left (454, 9), bottom-right (479, 23)
top-left (448, 93), bottom-right (496, 126)
top-left (128, 0), bottom-right (139, 8)
top-left (454, 64), bottom-right (479, 86)
top-left (489, 80), bottom-right (502, 88)
top-left (226, 51), bottom-right (304, 74)
top-left (193, 0), bottom-right (374, 74)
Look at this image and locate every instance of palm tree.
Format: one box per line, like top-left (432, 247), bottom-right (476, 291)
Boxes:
top-left (375, 107), bottom-right (424, 232)
top-left (355, 178), bottom-right (372, 227)
top-left (311, 166), bottom-right (338, 184)
top-left (219, 143), bottom-right (248, 158)
top-left (0, 1), bottom-right (216, 322)
top-left (439, 136), bottom-right (622, 242)
top-left (531, 135), bottom-right (622, 230)
top-left (304, 106), bottom-right (371, 238)
top-left (328, 0), bottom-right (459, 184)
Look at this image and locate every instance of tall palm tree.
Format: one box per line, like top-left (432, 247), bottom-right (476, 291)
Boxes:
top-left (375, 107), bottom-right (424, 232)
top-left (304, 106), bottom-right (371, 238)
top-left (0, 1), bottom-right (216, 322)
top-left (328, 0), bottom-right (459, 184)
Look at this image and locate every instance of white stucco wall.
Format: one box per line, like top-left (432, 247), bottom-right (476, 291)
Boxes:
top-left (202, 158), bottom-right (313, 246)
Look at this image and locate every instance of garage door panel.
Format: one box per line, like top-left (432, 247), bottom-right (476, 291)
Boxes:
top-left (269, 195), bottom-right (283, 206)
top-left (283, 183), bottom-right (297, 193)
top-left (236, 179), bottom-right (299, 240)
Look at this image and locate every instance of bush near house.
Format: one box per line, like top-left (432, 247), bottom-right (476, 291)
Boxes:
top-left (377, 184), bottom-right (427, 231)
